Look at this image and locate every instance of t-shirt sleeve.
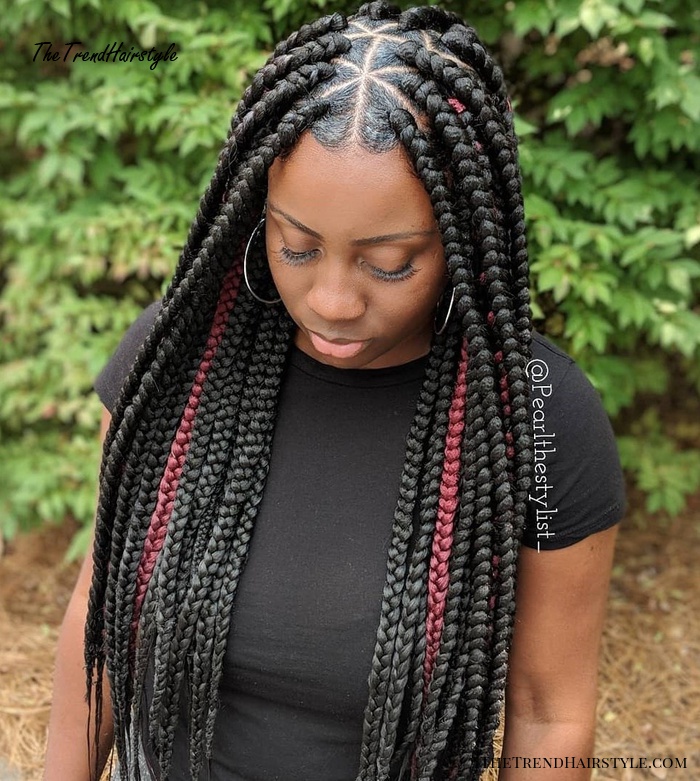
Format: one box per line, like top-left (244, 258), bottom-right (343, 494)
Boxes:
top-left (521, 361), bottom-right (627, 551)
top-left (94, 300), bottom-right (163, 414)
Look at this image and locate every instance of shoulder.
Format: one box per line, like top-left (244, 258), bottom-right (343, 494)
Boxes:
top-left (521, 330), bottom-right (627, 551)
top-left (529, 329), bottom-right (574, 390)
top-left (528, 330), bottom-right (605, 421)
top-left (530, 330), bottom-right (573, 363)
top-left (93, 299), bottom-right (163, 413)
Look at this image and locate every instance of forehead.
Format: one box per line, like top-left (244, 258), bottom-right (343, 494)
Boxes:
top-left (267, 132), bottom-right (437, 237)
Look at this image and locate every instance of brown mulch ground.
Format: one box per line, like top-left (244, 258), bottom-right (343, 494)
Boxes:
top-left (1, 486), bottom-right (698, 780)
top-left (0, 520), bottom-right (82, 779)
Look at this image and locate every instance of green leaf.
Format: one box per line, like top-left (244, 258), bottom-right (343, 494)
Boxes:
top-left (679, 74), bottom-right (700, 121)
top-left (48, 0), bottom-right (71, 17)
top-left (509, 0), bottom-right (554, 37)
top-left (613, 288), bottom-right (657, 329)
top-left (684, 225), bottom-right (700, 249)
top-left (578, 0), bottom-right (621, 38)
top-left (636, 11), bottom-right (676, 30)
top-left (666, 259), bottom-right (700, 296)
top-left (513, 113), bottom-right (538, 137)
top-left (564, 309), bottom-right (615, 353)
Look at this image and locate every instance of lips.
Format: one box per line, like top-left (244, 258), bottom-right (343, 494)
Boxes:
top-left (308, 330), bottom-right (369, 359)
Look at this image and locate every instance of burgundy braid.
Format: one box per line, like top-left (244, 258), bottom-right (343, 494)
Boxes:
top-left (422, 337), bottom-right (469, 693)
top-left (129, 260), bottom-right (243, 645)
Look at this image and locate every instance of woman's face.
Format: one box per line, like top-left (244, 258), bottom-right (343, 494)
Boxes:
top-left (265, 132), bottom-right (448, 369)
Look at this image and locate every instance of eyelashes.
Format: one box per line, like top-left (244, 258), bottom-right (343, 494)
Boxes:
top-left (278, 246), bottom-right (317, 265)
top-left (370, 263), bottom-right (418, 283)
top-left (276, 246), bottom-right (418, 283)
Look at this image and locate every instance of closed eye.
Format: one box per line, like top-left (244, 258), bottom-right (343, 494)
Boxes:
top-left (369, 262), bottom-right (417, 282)
top-left (276, 246), bottom-right (418, 283)
top-left (278, 246), bottom-right (318, 264)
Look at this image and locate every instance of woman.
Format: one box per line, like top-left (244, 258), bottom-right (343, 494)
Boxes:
top-left (43, 3), bottom-right (626, 780)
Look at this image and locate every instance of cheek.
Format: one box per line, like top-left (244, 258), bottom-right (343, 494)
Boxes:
top-left (412, 265), bottom-right (448, 314)
top-left (270, 268), bottom-right (303, 309)
top-left (380, 283), bottom-right (442, 330)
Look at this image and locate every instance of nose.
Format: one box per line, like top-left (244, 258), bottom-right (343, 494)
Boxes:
top-left (305, 257), bottom-right (366, 324)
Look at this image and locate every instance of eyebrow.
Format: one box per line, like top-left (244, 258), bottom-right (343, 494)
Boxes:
top-left (267, 202), bottom-right (437, 246)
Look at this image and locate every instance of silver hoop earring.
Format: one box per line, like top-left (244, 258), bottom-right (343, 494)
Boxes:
top-left (434, 286), bottom-right (456, 335)
top-left (243, 217), bottom-right (281, 305)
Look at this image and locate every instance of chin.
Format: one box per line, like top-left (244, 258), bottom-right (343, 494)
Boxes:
top-left (316, 347), bottom-right (376, 369)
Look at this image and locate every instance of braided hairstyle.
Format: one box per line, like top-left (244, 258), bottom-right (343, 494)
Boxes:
top-left (85, 3), bottom-right (534, 779)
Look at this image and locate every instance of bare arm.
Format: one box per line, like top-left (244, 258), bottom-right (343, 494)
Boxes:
top-left (43, 408), bottom-right (115, 781)
top-left (499, 524), bottom-right (619, 780)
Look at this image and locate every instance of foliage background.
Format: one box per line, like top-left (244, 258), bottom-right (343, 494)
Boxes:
top-left (1, 0), bottom-right (699, 555)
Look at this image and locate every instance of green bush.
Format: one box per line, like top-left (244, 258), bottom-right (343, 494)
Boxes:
top-left (1, 0), bottom-right (698, 552)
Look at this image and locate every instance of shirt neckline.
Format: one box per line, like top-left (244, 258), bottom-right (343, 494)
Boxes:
top-left (289, 345), bottom-right (429, 388)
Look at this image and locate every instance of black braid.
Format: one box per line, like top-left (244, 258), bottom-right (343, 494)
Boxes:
top-left (373, 112), bottom-right (461, 777)
top-left (86, 234), bottom-right (238, 719)
top-left (128, 281), bottom-right (262, 774)
top-left (358, 326), bottom-right (459, 777)
top-left (395, 46), bottom-right (532, 781)
top-left (184, 308), bottom-right (293, 778)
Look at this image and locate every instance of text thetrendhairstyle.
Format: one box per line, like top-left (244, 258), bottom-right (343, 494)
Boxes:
top-left (85, 3), bottom-right (534, 779)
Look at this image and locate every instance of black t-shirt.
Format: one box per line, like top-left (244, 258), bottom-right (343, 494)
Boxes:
top-left (95, 301), bottom-right (626, 781)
